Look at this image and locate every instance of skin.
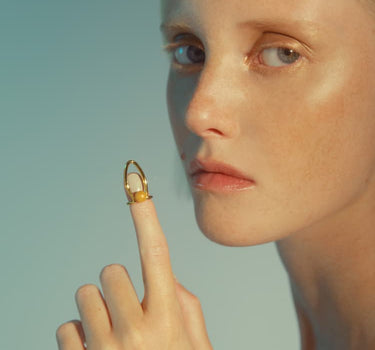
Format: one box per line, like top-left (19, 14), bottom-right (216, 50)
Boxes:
top-left (56, 185), bottom-right (213, 349)
top-left (161, 0), bottom-right (375, 349)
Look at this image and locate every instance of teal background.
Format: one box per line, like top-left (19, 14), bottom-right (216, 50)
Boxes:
top-left (1, 1), bottom-right (298, 349)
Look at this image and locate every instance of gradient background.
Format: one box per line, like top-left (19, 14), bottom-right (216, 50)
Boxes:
top-left (1, 1), bottom-right (299, 349)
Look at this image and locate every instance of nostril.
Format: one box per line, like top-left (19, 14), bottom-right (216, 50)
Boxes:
top-left (206, 128), bottom-right (224, 136)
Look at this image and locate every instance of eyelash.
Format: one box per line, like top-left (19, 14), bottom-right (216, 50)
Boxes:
top-left (162, 41), bottom-right (204, 72)
top-left (162, 40), bottom-right (303, 73)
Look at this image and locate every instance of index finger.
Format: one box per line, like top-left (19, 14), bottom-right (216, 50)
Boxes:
top-left (126, 172), bottom-right (178, 315)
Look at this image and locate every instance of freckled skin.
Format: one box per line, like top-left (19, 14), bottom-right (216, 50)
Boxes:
top-left (161, 0), bottom-right (375, 348)
top-left (161, 0), bottom-right (375, 246)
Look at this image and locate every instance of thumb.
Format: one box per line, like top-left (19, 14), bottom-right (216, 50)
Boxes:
top-left (173, 276), bottom-right (213, 350)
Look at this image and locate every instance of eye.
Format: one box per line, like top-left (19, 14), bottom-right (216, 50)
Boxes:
top-left (173, 45), bottom-right (205, 65)
top-left (259, 47), bottom-right (301, 67)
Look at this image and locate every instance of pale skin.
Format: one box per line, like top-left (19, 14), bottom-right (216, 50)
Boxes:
top-left (57, 0), bottom-right (375, 349)
top-left (56, 198), bottom-right (213, 349)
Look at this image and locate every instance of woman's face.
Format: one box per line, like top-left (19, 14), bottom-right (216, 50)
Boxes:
top-left (161, 0), bottom-right (375, 246)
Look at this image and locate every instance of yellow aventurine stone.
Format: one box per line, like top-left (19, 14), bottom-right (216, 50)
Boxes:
top-left (134, 191), bottom-right (147, 203)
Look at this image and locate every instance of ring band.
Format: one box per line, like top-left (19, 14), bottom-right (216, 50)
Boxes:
top-left (124, 160), bottom-right (153, 205)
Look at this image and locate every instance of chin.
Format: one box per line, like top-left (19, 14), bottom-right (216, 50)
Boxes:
top-left (192, 194), bottom-right (289, 247)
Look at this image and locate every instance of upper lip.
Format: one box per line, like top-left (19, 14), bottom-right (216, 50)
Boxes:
top-left (189, 158), bottom-right (255, 182)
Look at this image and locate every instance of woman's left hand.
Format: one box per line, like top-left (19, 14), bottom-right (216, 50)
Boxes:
top-left (56, 198), bottom-right (213, 350)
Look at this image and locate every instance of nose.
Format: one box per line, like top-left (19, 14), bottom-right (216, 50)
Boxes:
top-left (184, 63), bottom-right (241, 139)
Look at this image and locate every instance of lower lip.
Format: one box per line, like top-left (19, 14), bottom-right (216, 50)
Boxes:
top-left (191, 172), bottom-right (256, 192)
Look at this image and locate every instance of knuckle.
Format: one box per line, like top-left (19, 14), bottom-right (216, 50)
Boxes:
top-left (189, 293), bottom-right (201, 306)
top-left (159, 312), bottom-right (178, 333)
top-left (75, 283), bottom-right (99, 301)
top-left (120, 329), bottom-right (145, 348)
top-left (147, 241), bottom-right (169, 258)
top-left (93, 338), bottom-right (117, 350)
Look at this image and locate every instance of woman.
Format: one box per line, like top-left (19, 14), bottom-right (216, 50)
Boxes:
top-left (56, 0), bottom-right (375, 348)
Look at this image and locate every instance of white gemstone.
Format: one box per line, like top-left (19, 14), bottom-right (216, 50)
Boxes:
top-left (127, 172), bottom-right (143, 193)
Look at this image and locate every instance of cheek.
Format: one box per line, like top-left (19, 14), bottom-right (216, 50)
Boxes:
top-left (250, 57), bottom-right (375, 237)
top-left (194, 57), bottom-right (375, 246)
top-left (273, 69), bottom-right (375, 189)
top-left (166, 70), bottom-right (197, 148)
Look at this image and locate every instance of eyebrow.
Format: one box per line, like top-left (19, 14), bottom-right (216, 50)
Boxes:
top-left (160, 17), bottom-right (322, 40)
top-left (238, 18), bottom-right (321, 37)
top-left (160, 22), bottom-right (192, 35)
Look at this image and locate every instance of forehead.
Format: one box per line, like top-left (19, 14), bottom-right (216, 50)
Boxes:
top-left (160, 0), bottom-right (371, 36)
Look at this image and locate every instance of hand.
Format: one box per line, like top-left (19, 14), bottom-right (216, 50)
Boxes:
top-left (56, 198), bottom-right (213, 350)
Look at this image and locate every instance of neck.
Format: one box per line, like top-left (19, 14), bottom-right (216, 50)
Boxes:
top-left (275, 190), bottom-right (375, 350)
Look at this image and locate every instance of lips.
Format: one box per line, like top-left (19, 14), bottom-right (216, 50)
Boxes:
top-left (189, 159), bottom-right (256, 192)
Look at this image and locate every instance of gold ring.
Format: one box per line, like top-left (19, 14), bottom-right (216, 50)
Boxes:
top-left (124, 160), bottom-right (153, 205)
